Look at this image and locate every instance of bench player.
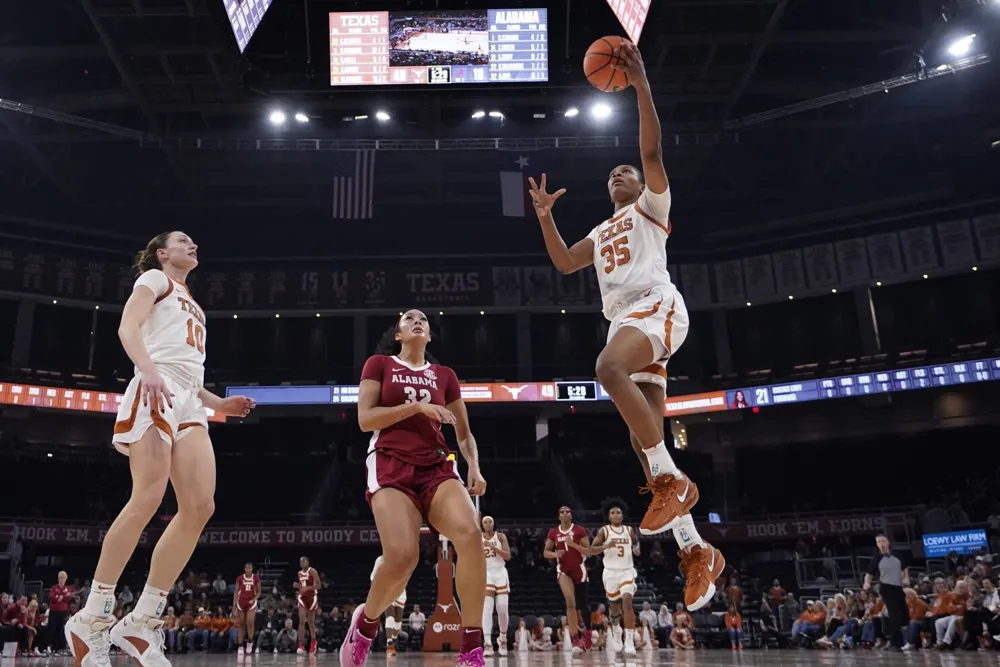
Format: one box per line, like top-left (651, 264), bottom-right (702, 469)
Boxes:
top-left (481, 516), bottom-right (510, 656)
top-left (569, 499), bottom-right (639, 655)
top-left (528, 40), bottom-right (725, 611)
top-left (65, 231), bottom-right (255, 667)
top-left (370, 556), bottom-right (408, 656)
top-left (295, 557), bottom-right (320, 655)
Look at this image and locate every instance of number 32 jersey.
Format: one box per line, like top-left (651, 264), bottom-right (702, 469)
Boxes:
top-left (587, 186), bottom-right (675, 320)
top-left (133, 269), bottom-right (207, 388)
top-left (361, 354), bottom-right (461, 466)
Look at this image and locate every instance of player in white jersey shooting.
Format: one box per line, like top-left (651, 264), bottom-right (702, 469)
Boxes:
top-left (370, 556), bottom-right (409, 656)
top-left (65, 232), bottom-right (255, 667)
top-left (481, 516), bottom-right (511, 656)
top-left (529, 40), bottom-right (724, 611)
top-left (568, 499), bottom-right (638, 655)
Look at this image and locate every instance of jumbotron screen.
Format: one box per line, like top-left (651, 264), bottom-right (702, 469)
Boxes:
top-left (328, 9), bottom-right (548, 86)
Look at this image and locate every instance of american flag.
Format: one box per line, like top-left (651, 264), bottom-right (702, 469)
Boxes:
top-left (332, 149), bottom-right (376, 219)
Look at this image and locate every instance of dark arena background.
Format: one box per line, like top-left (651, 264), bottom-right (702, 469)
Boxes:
top-left (2, 0), bottom-right (1000, 664)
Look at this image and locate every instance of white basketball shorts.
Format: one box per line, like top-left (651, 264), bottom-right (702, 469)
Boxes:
top-left (602, 567), bottom-right (638, 602)
top-left (607, 285), bottom-right (689, 389)
top-left (391, 589), bottom-right (407, 608)
top-left (112, 375), bottom-right (208, 454)
top-left (486, 568), bottom-right (510, 595)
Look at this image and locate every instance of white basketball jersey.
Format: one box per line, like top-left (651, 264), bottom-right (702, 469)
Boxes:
top-left (133, 270), bottom-right (207, 388)
top-left (602, 525), bottom-right (634, 571)
top-left (587, 187), bottom-right (675, 319)
top-left (484, 533), bottom-right (506, 571)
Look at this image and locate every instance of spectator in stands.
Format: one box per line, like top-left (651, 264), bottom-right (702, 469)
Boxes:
top-left (320, 606), bottom-right (346, 652)
top-left (655, 605), bottom-right (672, 647)
top-left (726, 576), bottom-right (744, 609)
top-left (769, 579), bottom-right (786, 608)
top-left (188, 607), bottom-right (211, 652)
top-left (638, 601), bottom-right (657, 629)
top-left (782, 592), bottom-right (801, 631)
top-left (255, 613), bottom-right (277, 654)
top-left (670, 615), bottom-right (694, 650)
top-left (162, 606), bottom-right (178, 653)
top-left (1, 593), bottom-right (15, 643)
top-left (514, 620), bottom-right (529, 651)
top-left (934, 578), bottom-right (968, 648)
top-left (636, 618), bottom-right (657, 649)
top-left (673, 602), bottom-right (692, 632)
top-left (176, 606), bottom-right (194, 653)
top-left (591, 603), bottom-right (608, 632)
top-left (902, 588), bottom-right (928, 650)
top-left (117, 585), bottom-right (134, 608)
top-left (48, 570), bottom-right (71, 655)
top-left (724, 606), bottom-right (742, 650)
top-left (817, 594), bottom-right (850, 648)
top-left (212, 575), bottom-right (227, 597)
top-left (791, 601), bottom-right (826, 645)
top-left (210, 606), bottom-right (232, 652)
top-left (276, 618), bottom-right (297, 653)
top-left (408, 603), bottom-right (426, 636)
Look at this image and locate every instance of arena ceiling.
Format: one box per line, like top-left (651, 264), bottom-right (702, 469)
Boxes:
top-left (1, 0), bottom-right (998, 256)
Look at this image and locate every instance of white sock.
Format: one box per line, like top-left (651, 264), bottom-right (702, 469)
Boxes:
top-left (496, 595), bottom-right (509, 635)
top-left (482, 596), bottom-right (495, 643)
top-left (643, 441), bottom-right (680, 479)
top-left (83, 581), bottom-right (116, 618)
top-left (672, 514), bottom-right (706, 551)
top-left (134, 583), bottom-right (170, 619)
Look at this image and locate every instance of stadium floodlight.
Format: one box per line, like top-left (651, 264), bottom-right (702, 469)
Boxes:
top-left (947, 34), bottom-right (975, 58)
top-left (354, 115), bottom-right (369, 120)
top-left (564, 107), bottom-right (580, 117)
top-left (375, 110), bottom-right (391, 122)
top-left (471, 110), bottom-right (486, 119)
top-left (591, 103), bottom-right (612, 119)
top-left (294, 112), bottom-right (309, 123)
top-left (488, 110), bottom-right (504, 119)
top-left (268, 110), bottom-right (286, 125)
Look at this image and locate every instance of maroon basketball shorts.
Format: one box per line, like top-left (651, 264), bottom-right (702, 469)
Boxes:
top-left (557, 562), bottom-right (589, 584)
top-left (365, 449), bottom-right (461, 521)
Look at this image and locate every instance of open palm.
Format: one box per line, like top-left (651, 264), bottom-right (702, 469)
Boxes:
top-left (528, 173), bottom-right (566, 217)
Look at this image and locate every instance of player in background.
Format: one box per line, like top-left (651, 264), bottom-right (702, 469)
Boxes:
top-left (528, 40), bottom-right (725, 611)
top-left (481, 516), bottom-right (511, 656)
top-left (543, 506), bottom-right (592, 652)
top-left (232, 563), bottom-right (260, 656)
top-left (370, 556), bottom-right (408, 656)
top-left (295, 557), bottom-right (320, 655)
top-left (343, 310), bottom-right (487, 667)
top-left (65, 232), bottom-right (255, 667)
top-left (568, 499), bottom-right (639, 656)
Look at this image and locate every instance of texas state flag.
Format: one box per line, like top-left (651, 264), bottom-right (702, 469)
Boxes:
top-left (498, 151), bottom-right (544, 217)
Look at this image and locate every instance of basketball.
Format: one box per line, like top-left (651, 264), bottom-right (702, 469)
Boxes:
top-left (584, 36), bottom-right (630, 92)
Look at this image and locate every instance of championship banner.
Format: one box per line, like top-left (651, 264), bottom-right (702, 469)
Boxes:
top-left (5, 513), bottom-right (904, 547)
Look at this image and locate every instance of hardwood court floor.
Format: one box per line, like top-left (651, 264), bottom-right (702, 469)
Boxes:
top-left (9, 648), bottom-right (1000, 667)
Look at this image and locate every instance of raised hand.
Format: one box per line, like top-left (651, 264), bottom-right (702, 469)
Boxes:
top-left (528, 173), bottom-right (566, 218)
top-left (611, 40), bottom-right (648, 87)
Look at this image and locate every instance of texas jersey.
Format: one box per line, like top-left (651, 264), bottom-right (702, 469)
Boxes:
top-left (601, 525), bottom-right (634, 571)
top-left (133, 269), bottom-right (207, 388)
top-left (587, 186), bottom-right (674, 320)
top-left (484, 534), bottom-right (506, 571)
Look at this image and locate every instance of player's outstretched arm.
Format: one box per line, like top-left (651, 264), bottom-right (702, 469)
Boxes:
top-left (570, 526), bottom-right (613, 556)
top-left (528, 174), bottom-right (594, 274)
top-left (614, 41), bottom-right (668, 197)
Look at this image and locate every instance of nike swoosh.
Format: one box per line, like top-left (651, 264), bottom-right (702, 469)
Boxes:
top-left (392, 368), bottom-right (406, 372)
top-left (676, 479), bottom-right (690, 503)
top-left (708, 549), bottom-right (716, 571)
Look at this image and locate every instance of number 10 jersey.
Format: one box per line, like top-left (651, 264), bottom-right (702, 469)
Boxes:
top-left (361, 354), bottom-right (462, 467)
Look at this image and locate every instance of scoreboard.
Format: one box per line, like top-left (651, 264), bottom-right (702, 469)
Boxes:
top-left (606, 0), bottom-right (652, 44)
top-left (223, 0), bottom-right (274, 53)
top-left (329, 8), bottom-right (548, 86)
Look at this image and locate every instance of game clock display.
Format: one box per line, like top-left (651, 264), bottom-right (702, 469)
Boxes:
top-left (329, 8), bottom-right (548, 86)
top-left (555, 381), bottom-right (598, 402)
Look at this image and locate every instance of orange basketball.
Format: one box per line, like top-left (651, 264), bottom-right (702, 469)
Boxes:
top-left (584, 35), bottom-right (630, 92)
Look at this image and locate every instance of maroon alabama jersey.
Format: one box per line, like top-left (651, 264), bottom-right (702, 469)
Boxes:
top-left (547, 524), bottom-right (589, 577)
top-left (237, 574), bottom-right (259, 606)
top-left (361, 354), bottom-right (461, 467)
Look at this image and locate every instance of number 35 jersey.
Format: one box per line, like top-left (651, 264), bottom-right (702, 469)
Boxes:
top-left (133, 269), bottom-right (207, 388)
top-left (360, 354), bottom-right (461, 467)
top-left (587, 186), bottom-right (675, 320)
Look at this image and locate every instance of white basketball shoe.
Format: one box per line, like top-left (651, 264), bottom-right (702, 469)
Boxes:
top-left (65, 612), bottom-right (115, 667)
top-left (110, 612), bottom-right (171, 667)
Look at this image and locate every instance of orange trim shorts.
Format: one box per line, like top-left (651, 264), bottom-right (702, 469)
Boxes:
top-left (608, 285), bottom-right (690, 388)
top-left (112, 375), bottom-right (208, 455)
top-left (486, 567), bottom-right (511, 595)
top-left (602, 567), bottom-right (638, 601)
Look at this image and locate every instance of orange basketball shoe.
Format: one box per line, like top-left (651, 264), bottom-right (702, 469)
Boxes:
top-left (678, 543), bottom-right (726, 611)
top-left (638, 473), bottom-right (699, 536)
